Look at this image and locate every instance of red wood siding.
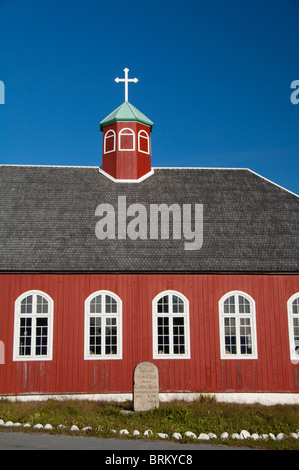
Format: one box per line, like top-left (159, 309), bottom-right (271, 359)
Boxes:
top-left (0, 273), bottom-right (298, 397)
top-left (102, 122), bottom-right (151, 180)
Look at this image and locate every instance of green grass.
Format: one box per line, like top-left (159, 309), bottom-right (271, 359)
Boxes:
top-left (0, 397), bottom-right (298, 449)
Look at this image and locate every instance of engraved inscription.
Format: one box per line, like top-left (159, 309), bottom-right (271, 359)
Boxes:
top-left (133, 362), bottom-right (159, 412)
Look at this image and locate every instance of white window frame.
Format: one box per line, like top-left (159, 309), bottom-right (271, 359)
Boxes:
top-left (84, 290), bottom-right (122, 360)
top-left (104, 129), bottom-right (116, 154)
top-left (287, 293), bottom-right (299, 361)
top-left (219, 291), bottom-right (258, 360)
top-left (119, 128), bottom-right (135, 151)
top-left (138, 130), bottom-right (150, 154)
top-left (153, 290), bottom-right (190, 359)
top-left (13, 290), bottom-right (54, 361)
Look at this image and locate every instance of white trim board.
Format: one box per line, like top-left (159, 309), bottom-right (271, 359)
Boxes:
top-left (98, 168), bottom-right (154, 183)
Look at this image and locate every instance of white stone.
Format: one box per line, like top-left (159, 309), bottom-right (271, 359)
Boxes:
top-left (0, 419), bottom-right (5, 426)
top-left (220, 432), bottom-right (229, 439)
top-left (208, 433), bottom-right (217, 439)
top-left (172, 432), bottom-right (182, 440)
top-left (82, 426), bottom-right (92, 432)
top-left (269, 433), bottom-right (276, 440)
top-left (261, 434), bottom-right (269, 440)
top-left (34, 423), bottom-right (43, 429)
top-left (5, 421), bottom-right (14, 426)
top-left (13, 422), bottom-right (22, 427)
top-left (157, 433), bottom-right (168, 439)
top-left (144, 429), bottom-right (153, 436)
top-left (290, 432), bottom-right (298, 439)
top-left (251, 433), bottom-right (260, 440)
top-left (57, 424), bottom-right (65, 430)
top-left (276, 433), bottom-right (285, 440)
top-left (240, 430), bottom-right (251, 439)
top-left (70, 425), bottom-right (79, 432)
top-left (119, 429), bottom-right (129, 435)
top-left (184, 431), bottom-right (197, 439)
top-left (231, 433), bottom-right (240, 439)
top-left (44, 424), bottom-right (53, 430)
top-left (111, 429), bottom-right (117, 433)
top-left (133, 430), bottom-right (140, 436)
top-left (198, 433), bottom-right (210, 440)
top-left (23, 423), bottom-right (31, 428)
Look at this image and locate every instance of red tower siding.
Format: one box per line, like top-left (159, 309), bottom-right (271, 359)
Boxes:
top-left (0, 273), bottom-right (298, 397)
top-left (101, 122), bottom-right (152, 180)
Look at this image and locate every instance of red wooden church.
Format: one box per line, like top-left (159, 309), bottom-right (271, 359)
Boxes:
top-left (0, 69), bottom-right (298, 405)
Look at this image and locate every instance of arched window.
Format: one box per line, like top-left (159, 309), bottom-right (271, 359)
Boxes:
top-left (104, 129), bottom-right (116, 154)
top-left (84, 291), bottom-right (122, 359)
top-left (219, 291), bottom-right (257, 359)
top-left (138, 130), bottom-right (150, 154)
top-left (153, 291), bottom-right (190, 359)
top-left (287, 293), bottom-right (299, 361)
top-left (13, 291), bottom-right (54, 361)
top-left (119, 128), bottom-right (135, 151)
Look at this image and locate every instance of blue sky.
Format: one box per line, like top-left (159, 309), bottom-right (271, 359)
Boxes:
top-left (0, 0), bottom-right (298, 195)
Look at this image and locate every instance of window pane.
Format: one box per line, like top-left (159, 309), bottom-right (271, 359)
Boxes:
top-left (157, 295), bottom-right (169, 314)
top-left (105, 318), bottom-right (117, 354)
top-left (36, 317), bottom-right (48, 355)
top-left (157, 317), bottom-right (169, 354)
top-left (173, 317), bottom-right (185, 354)
top-left (19, 317), bottom-right (32, 356)
top-left (224, 296), bottom-right (235, 314)
top-left (172, 295), bottom-right (184, 314)
top-left (105, 295), bottom-right (117, 314)
top-left (36, 295), bottom-right (48, 314)
top-left (224, 317), bottom-right (236, 354)
top-left (240, 318), bottom-right (252, 354)
top-left (239, 295), bottom-right (251, 314)
top-left (293, 318), bottom-right (299, 356)
top-left (292, 298), bottom-right (299, 315)
top-left (89, 317), bottom-right (101, 355)
top-left (20, 295), bottom-right (33, 314)
top-left (90, 295), bottom-right (102, 314)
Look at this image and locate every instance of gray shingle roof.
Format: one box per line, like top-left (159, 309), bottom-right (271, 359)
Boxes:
top-left (0, 165), bottom-right (298, 273)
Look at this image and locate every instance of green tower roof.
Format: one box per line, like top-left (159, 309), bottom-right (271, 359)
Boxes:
top-left (100, 101), bottom-right (154, 131)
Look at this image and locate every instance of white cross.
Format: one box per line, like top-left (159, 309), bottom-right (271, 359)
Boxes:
top-left (115, 68), bottom-right (138, 102)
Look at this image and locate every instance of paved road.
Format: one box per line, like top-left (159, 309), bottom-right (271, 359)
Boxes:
top-left (0, 431), bottom-right (247, 451)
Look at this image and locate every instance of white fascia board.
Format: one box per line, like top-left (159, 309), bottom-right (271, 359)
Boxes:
top-left (98, 168), bottom-right (154, 183)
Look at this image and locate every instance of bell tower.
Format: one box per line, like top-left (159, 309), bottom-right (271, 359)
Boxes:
top-left (100, 68), bottom-right (154, 181)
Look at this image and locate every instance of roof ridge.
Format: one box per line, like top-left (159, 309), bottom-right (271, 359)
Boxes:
top-left (1, 165), bottom-right (298, 198)
top-left (247, 169), bottom-right (299, 198)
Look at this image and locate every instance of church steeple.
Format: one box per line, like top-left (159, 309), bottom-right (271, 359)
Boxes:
top-left (100, 68), bottom-right (154, 181)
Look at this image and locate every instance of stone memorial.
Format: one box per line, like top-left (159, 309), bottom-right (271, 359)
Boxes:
top-left (133, 361), bottom-right (159, 412)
